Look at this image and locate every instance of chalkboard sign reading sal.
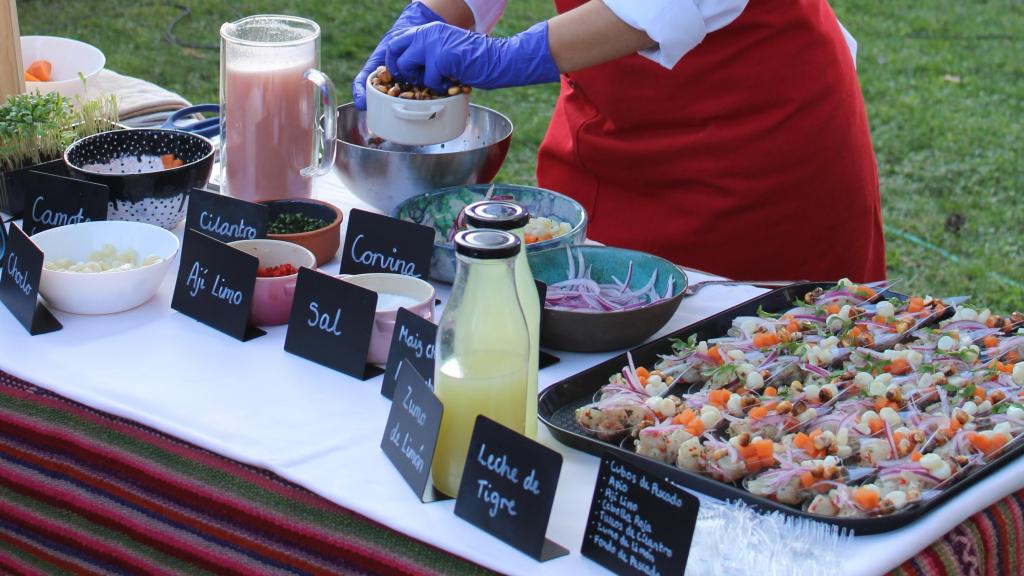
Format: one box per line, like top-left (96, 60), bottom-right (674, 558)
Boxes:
top-left (454, 416), bottom-right (568, 561)
top-left (582, 451), bottom-right (699, 576)
top-left (0, 223), bottom-right (62, 335)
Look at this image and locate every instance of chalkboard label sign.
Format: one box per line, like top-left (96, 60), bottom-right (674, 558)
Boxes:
top-left (381, 308), bottom-right (437, 399)
top-left (533, 280), bottom-right (560, 369)
top-left (170, 229), bottom-right (265, 341)
top-left (185, 188), bottom-right (268, 243)
top-left (0, 223), bottom-right (62, 335)
top-left (284, 267), bottom-right (385, 380)
top-left (22, 171), bottom-right (109, 236)
top-left (454, 415), bottom-right (568, 561)
top-left (339, 209), bottom-right (434, 279)
top-left (380, 361), bottom-right (448, 502)
top-left (0, 218), bottom-right (7, 260)
top-left (582, 451), bottom-right (699, 576)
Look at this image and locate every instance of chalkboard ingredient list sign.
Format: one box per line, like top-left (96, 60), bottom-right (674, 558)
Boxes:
top-left (340, 209), bottom-right (434, 279)
top-left (0, 223), bottom-right (62, 335)
top-left (454, 416), bottom-right (568, 561)
top-left (582, 451), bottom-right (699, 576)
top-left (380, 361), bottom-right (447, 502)
top-left (170, 229), bottom-right (265, 341)
top-left (185, 188), bottom-right (268, 243)
top-left (381, 308), bottom-right (437, 399)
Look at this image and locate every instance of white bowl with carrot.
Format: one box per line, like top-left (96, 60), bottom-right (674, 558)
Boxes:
top-left (20, 36), bottom-right (106, 99)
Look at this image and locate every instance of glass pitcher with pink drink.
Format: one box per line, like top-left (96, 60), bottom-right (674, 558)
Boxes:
top-left (219, 15), bottom-right (336, 202)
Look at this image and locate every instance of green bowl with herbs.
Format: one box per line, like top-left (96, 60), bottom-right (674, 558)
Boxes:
top-left (261, 198), bottom-right (342, 266)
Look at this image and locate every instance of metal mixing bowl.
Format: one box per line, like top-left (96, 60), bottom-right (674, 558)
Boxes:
top-left (333, 103), bottom-right (512, 213)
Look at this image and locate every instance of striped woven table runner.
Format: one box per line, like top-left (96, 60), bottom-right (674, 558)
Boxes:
top-left (0, 369), bottom-right (1021, 575)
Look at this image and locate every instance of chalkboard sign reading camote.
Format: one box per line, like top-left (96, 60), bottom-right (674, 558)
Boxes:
top-left (582, 451), bottom-right (699, 576)
top-left (0, 223), bottom-right (62, 335)
top-left (283, 267), bottom-right (385, 380)
top-left (380, 361), bottom-right (448, 502)
top-left (185, 188), bottom-right (268, 243)
top-left (454, 415), bottom-right (568, 561)
top-left (170, 229), bottom-right (265, 341)
top-left (22, 171), bottom-right (109, 236)
top-left (381, 308), bottom-right (437, 399)
top-left (339, 209), bottom-right (434, 279)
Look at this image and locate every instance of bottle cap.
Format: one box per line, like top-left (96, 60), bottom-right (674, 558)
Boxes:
top-left (454, 229), bottom-right (521, 260)
top-left (464, 201), bottom-right (530, 231)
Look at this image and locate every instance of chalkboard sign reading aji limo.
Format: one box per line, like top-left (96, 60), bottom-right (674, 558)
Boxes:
top-left (0, 223), bottom-right (62, 335)
top-left (284, 267), bottom-right (385, 380)
top-left (381, 308), bottom-right (437, 399)
top-left (582, 451), bottom-right (699, 576)
top-left (185, 188), bottom-right (268, 243)
top-left (380, 362), bottom-right (448, 502)
top-left (170, 229), bottom-right (265, 341)
top-left (454, 416), bottom-right (568, 561)
top-left (22, 171), bottom-right (109, 236)
top-left (339, 209), bottom-right (434, 279)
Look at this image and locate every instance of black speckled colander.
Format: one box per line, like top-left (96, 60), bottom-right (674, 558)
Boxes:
top-left (64, 128), bottom-right (215, 229)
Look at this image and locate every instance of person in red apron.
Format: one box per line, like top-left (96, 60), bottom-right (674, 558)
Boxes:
top-left (353, 1), bottom-right (886, 282)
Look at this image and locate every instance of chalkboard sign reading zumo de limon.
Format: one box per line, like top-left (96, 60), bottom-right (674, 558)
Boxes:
top-left (283, 267), bottom-right (385, 380)
top-left (582, 451), bottom-right (699, 576)
top-left (454, 416), bottom-right (568, 561)
top-left (22, 170), bottom-right (109, 236)
top-left (0, 223), bottom-right (62, 335)
top-left (380, 361), bottom-right (448, 502)
top-left (381, 308), bottom-right (437, 399)
top-left (185, 188), bottom-right (268, 243)
top-left (170, 229), bottom-right (265, 341)
top-left (339, 208), bottom-right (434, 279)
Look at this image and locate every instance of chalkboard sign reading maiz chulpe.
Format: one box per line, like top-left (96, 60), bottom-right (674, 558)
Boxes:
top-left (582, 451), bottom-right (699, 576)
top-left (454, 416), bottom-right (568, 561)
top-left (380, 308), bottom-right (437, 399)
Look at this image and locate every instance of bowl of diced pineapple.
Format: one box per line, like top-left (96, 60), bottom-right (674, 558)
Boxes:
top-left (391, 183), bottom-right (587, 283)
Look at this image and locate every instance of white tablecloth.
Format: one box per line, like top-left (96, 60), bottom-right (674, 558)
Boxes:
top-left (2, 174), bottom-right (1022, 576)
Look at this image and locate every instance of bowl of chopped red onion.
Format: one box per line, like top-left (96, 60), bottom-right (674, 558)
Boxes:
top-left (528, 245), bottom-right (688, 352)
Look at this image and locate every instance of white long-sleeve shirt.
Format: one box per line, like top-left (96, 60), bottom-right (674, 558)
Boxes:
top-left (459, 0), bottom-right (856, 68)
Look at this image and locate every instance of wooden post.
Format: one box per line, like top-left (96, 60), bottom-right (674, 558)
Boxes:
top-left (0, 0), bottom-right (24, 100)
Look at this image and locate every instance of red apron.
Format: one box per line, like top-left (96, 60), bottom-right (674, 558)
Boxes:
top-left (537, 0), bottom-right (886, 282)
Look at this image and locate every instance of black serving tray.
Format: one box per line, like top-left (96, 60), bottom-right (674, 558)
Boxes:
top-left (539, 281), bottom-right (1024, 534)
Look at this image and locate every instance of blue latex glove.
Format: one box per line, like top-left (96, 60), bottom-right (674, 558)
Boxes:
top-left (384, 21), bottom-right (561, 92)
top-left (352, 2), bottom-right (446, 110)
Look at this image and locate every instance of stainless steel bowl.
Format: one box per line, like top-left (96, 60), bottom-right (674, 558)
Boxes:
top-left (333, 103), bottom-right (512, 213)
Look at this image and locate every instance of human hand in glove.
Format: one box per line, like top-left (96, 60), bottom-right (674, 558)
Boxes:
top-left (352, 2), bottom-right (446, 110)
top-left (384, 21), bottom-right (561, 92)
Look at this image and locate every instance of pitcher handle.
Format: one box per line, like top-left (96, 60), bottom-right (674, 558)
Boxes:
top-left (301, 69), bottom-right (337, 177)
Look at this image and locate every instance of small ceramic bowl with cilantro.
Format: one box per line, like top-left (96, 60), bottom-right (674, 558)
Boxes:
top-left (261, 198), bottom-right (342, 266)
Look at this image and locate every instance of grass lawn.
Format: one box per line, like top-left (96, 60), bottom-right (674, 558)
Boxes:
top-left (18, 0), bottom-right (1023, 311)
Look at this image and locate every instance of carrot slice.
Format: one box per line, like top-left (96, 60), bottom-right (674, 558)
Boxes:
top-left (707, 346), bottom-right (723, 365)
top-left (854, 487), bottom-right (880, 510)
top-left (25, 60), bottom-right (52, 82)
top-left (24, 71), bottom-right (41, 82)
top-left (885, 358), bottom-right (911, 375)
top-left (800, 471), bottom-right (816, 488)
top-left (907, 297), bottom-right (925, 313)
top-left (983, 335), bottom-right (1000, 349)
top-left (754, 439), bottom-right (774, 458)
top-left (763, 386), bottom-right (778, 397)
top-left (748, 406), bottom-right (768, 420)
top-left (868, 419), bottom-right (884, 434)
top-left (672, 409), bottom-right (696, 425)
top-left (687, 419), bottom-right (705, 436)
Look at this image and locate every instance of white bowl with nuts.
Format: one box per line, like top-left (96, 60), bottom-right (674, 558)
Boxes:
top-left (365, 66), bottom-right (471, 146)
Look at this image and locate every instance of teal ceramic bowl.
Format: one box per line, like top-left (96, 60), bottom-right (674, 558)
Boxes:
top-left (528, 245), bottom-right (688, 352)
top-left (390, 183), bottom-right (587, 283)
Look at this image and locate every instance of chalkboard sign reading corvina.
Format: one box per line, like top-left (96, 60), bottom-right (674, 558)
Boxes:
top-left (22, 171), bottom-right (109, 236)
top-left (170, 229), bottom-right (265, 341)
top-left (339, 209), bottom-right (434, 279)
top-left (0, 223), bottom-right (62, 335)
top-left (185, 188), bottom-right (268, 243)
top-left (380, 362), bottom-right (447, 502)
top-left (284, 267), bottom-right (384, 380)
top-left (381, 308), bottom-right (437, 399)
top-left (582, 451), bottom-right (698, 576)
top-left (454, 416), bottom-right (568, 561)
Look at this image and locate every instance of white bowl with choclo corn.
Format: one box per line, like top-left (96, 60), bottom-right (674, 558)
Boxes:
top-left (365, 66), bottom-right (471, 146)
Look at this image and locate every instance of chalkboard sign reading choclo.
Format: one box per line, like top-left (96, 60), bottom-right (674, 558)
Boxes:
top-left (0, 223), bottom-right (62, 335)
